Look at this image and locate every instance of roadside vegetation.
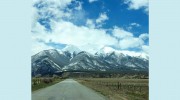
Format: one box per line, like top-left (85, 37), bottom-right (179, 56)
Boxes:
top-left (32, 76), bottom-right (64, 91)
top-left (32, 71), bottom-right (148, 100)
top-left (77, 78), bottom-right (148, 100)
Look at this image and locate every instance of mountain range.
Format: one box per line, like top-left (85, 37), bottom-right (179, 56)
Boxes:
top-left (31, 45), bottom-right (149, 76)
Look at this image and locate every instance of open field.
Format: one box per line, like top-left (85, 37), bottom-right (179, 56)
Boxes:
top-left (77, 78), bottom-right (148, 100)
top-left (32, 77), bottom-right (64, 91)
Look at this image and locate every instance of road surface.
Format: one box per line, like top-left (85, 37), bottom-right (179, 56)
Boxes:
top-left (32, 79), bottom-right (107, 100)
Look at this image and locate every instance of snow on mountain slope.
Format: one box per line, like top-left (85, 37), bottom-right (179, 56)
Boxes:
top-left (78, 44), bottom-right (103, 55)
top-left (31, 49), bottom-right (71, 76)
top-left (32, 46), bottom-right (149, 76)
top-left (62, 45), bottom-right (81, 54)
top-left (97, 46), bottom-right (149, 60)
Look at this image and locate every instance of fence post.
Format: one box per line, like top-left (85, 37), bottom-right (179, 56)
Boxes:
top-left (118, 82), bottom-right (119, 89)
top-left (140, 86), bottom-right (142, 93)
top-left (118, 82), bottom-right (121, 90)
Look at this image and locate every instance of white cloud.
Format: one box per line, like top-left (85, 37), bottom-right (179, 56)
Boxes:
top-left (127, 23), bottom-right (141, 30)
top-left (51, 21), bottom-right (118, 46)
top-left (112, 27), bottom-right (148, 50)
top-left (142, 45), bottom-right (149, 54)
top-left (139, 33), bottom-right (149, 40)
top-left (86, 19), bottom-right (95, 29)
top-left (89, 0), bottom-right (98, 3)
top-left (96, 13), bottom-right (109, 24)
top-left (124, 0), bottom-right (148, 13)
top-left (119, 37), bottom-right (144, 49)
top-left (33, 0), bottom-right (73, 9)
top-left (32, 0), bottom-right (80, 25)
top-left (32, 19), bottom-right (149, 54)
top-left (85, 13), bottom-right (109, 29)
top-left (32, 38), bottom-right (54, 55)
top-left (32, 0), bottom-right (149, 55)
top-left (112, 26), bottom-right (133, 39)
top-left (32, 20), bottom-right (118, 54)
top-left (74, 1), bottom-right (83, 10)
top-left (31, 20), bottom-right (46, 33)
top-left (130, 23), bottom-right (141, 27)
top-left (96, 13), bottom-right (109, 27)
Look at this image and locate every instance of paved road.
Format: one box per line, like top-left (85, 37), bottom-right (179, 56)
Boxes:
top-left (32, 79), bottom-right (107, 100)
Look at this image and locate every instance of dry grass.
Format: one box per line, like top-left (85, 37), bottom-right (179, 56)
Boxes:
top-left (32, 77), bottom-right (63, 91)
top-left (77, 78), bottom-right (148, 100)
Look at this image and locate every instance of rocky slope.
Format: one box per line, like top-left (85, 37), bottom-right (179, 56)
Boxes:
top-left (31, 45), bottom-right (149, 76)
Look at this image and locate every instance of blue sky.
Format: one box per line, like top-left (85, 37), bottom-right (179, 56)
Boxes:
top-left (32, 0), bottom-right (149, 55)
top-left (79, 0), bottom-right (148, 34)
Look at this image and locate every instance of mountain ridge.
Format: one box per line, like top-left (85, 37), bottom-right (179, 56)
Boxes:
top-left (31, 46), bottom-right (149, 76)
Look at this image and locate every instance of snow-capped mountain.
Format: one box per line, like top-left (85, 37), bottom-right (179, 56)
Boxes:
top-left (31, 45), bottom-right (149, 76)
top-left (31, 49), bottom-right (70, 76)
top-left (96, 46), bottom-right (149, 60)
top-left (62, 51), bottom-right (110, 71)
top-left (62, 45), bottom-right (81, 54)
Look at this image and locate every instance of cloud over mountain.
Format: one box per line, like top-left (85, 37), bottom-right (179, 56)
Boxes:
top-left (32, 0), bottom-right (149, 55)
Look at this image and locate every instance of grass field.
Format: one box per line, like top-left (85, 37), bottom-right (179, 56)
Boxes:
top-left (32, 77), bottom-right (63, 92)
top-left (77, 78), bottom-right (148, 100)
